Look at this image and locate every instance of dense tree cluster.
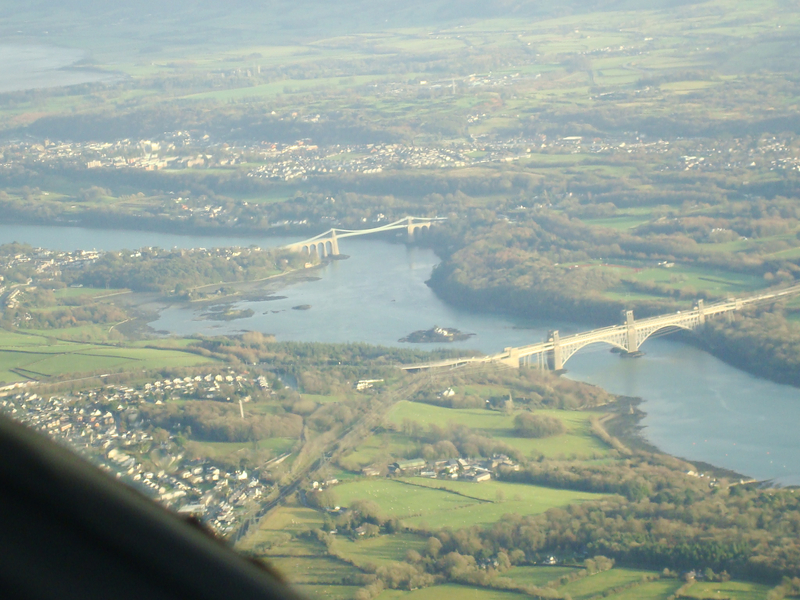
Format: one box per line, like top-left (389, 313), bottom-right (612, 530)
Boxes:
top-left (70, 247), bottom-right (304, 294)
top-left (138, 400), bottom-right (304, 443)
top-left (513, 413), bottom-right (566, 438)
top-left (411, 470), bottom-right (800, 582)
top-left (395, 421), bottom-right (524, 463)
top-left (703, 312), bottom-right (800, 386)
top-left (196, 334), bottom-right (469, 380)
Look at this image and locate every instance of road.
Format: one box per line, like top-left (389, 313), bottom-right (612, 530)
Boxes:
top-left (230, 372), bottom-right (448, 547)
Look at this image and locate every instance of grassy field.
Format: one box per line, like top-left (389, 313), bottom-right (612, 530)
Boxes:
top-left (557, 568), bottom-right (654, 600)
top-left (501, 565), bottom-right (578, 587)
top-left (500, 567), bottom-right (682, 599)
top-left (624, 264), bottom-right (764, 296)
top-left (185, 438), bottom-right (295, 463)
top-left (378, 584), bottom-right (528, 600)
top-left (333, 478), bottom-right (482, 525)
top-left (606, 578), bottom-right (683, 599)
top-left (385, 401), bottom-right (610, 459)
top-left (332, 532), bottom-right (428, 568)
top-left (240, 505), bottom-right (326, 551)
top-left (268, 554), bottom-right (363, 589)
top-left (52, 287), bottom-right (126, 299)
top-left (564, 259), bottom-right (766, 303)
top-left (682, 580), bottom-right (774, 600)
top-left (240, 505), bottom-right (363, 600)
top-left (581, 214), bottom-right (655, 231)
top-left (294, 584), bottom-right (362, 600)
top-left (0, 329), bottom-right (212, 384)
top-left (331, 477), bottom-right (604, 530)
top-left (339, 430), bottom-right (417, 471)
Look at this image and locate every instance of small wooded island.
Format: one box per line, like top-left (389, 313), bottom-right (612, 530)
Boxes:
top-left (200, 308), bottom-right (255, 321)
top-left (399, 326), bottom-right (474, 343)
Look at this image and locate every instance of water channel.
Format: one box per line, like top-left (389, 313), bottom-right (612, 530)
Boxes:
top-left (0, 44), bottom-right (118, 93)
top-left (1, 222), bottom-right (798, 485)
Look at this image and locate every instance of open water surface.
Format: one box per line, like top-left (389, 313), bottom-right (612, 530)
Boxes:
top-left (1, 223), bottom-right (798, 484)
top-left (0, 44), bottom-right (117, 93)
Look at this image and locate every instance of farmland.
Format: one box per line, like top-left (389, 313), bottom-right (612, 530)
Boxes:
top-left (386, 401), bottom-right (611, 459)
top-left (332, 533), bottom-right (428, 568)
top-left (331, 477), bottom-right (605, 530)
top-left (0, 330), bottom-right (212, 385)
top-left (2, 1), bottom-right (800, 598)
top-left (557, 568), bottom-right (654, 599)
top-left (377, 586), bottom-right (527, 600)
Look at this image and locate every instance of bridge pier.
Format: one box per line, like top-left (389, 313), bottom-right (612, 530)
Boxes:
top-left (330, 231), bottom-right (339, 256)
top-left (406, 217), bottom-right (431, 241)
top-left (624, 310), bottom-right (638, 353)
top-left (500, 347), bottom-right (521, 368)
top-left (550, 331), bottom-right (564, 371)
top-left (695, 299), bottom-right (705, 325)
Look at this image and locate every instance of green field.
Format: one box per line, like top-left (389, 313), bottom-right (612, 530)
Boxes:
top-left (385, 402), bottom-right (610, 459)
top-left (558, 568), bottom-right (654, 600)
top-left (333, 478), bottom-right (482, 527)
top-left (332, 477), bottom-right (604, 529)
top-left (682, 580), bottom-right (774, 600)
top-left (269, 554), bottom-right (362, 585)
top-left (241, 506), bottom-right (326, 551)
top-left (332, 533), bottom-right (428, 568)
top-left (378, 584), bottom-right (527, 600)
top-left (499, 565), bottom-right (579, 587)
top-left (0, 329), bottom-right (212, 384)
top-left (186, 438), bottom-right (295, 463)
top-left (501, 567), bottom-right (680, 599)
top-left (581, 215), bottom-right (655, 231)
top-left (339, 430), bottom-right (416, 471)
top-left (624, 264), bottom-right (764, 296)
top-left (53, 287), bottom-right (126, 299)
top-left (606, 579), bottom-right (683, 600)
top-left (295, 584), bottom-right (362, 600)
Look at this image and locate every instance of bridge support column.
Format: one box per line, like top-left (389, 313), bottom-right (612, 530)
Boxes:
top-left (695, 299), bottom-right (705, 325)
top-left (406, 216), bottom-right (415, 241)
top-left (550, 331), bottom-right (564, 370)
top-left (500, 347), bottom-right (521, 368)
top-left (330, 231), bottom-right (339, 256)
top-left (624, 310), bottom-right (638, 353)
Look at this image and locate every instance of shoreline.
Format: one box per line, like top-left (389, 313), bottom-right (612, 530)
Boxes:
top-left (601, 395), bottom-right (753, 482)
top-left (113, 265), bottom-right (327, 339)
top-left (1, 219), bottom-right (784, 485)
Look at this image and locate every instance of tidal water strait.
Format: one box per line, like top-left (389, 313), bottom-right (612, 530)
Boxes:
top-left (0, 44), bottom-right (117, 93)
top-left (1, 223), bottom-right (798, 484)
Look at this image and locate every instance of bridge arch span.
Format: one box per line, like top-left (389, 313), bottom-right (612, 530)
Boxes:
top-left (635, 322), bottom-right (695, 348)
top-left (408, 222), bottom-right (432, 238)
top-left (557, 339), bottom-right (628, 369)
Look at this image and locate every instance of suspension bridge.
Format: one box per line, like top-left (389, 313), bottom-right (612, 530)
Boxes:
top-left (283, 216), bottom-right (445, 257)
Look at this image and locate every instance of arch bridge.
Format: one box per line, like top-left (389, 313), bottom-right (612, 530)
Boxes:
top-left (402, 284), bottom-right (800, 372)
top-left (284, 216), bottom-right (445, 258)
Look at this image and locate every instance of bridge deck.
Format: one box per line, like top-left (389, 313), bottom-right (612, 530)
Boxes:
top-left (403, 283), bottom-right (800, 371)
top-left (285, 216), bottom-right (445, 248)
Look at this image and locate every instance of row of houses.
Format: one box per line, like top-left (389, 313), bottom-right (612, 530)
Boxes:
top-left (371, 454), bottom-right (519, 483)
top-left (0, 370), bottom-right (276, 536)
